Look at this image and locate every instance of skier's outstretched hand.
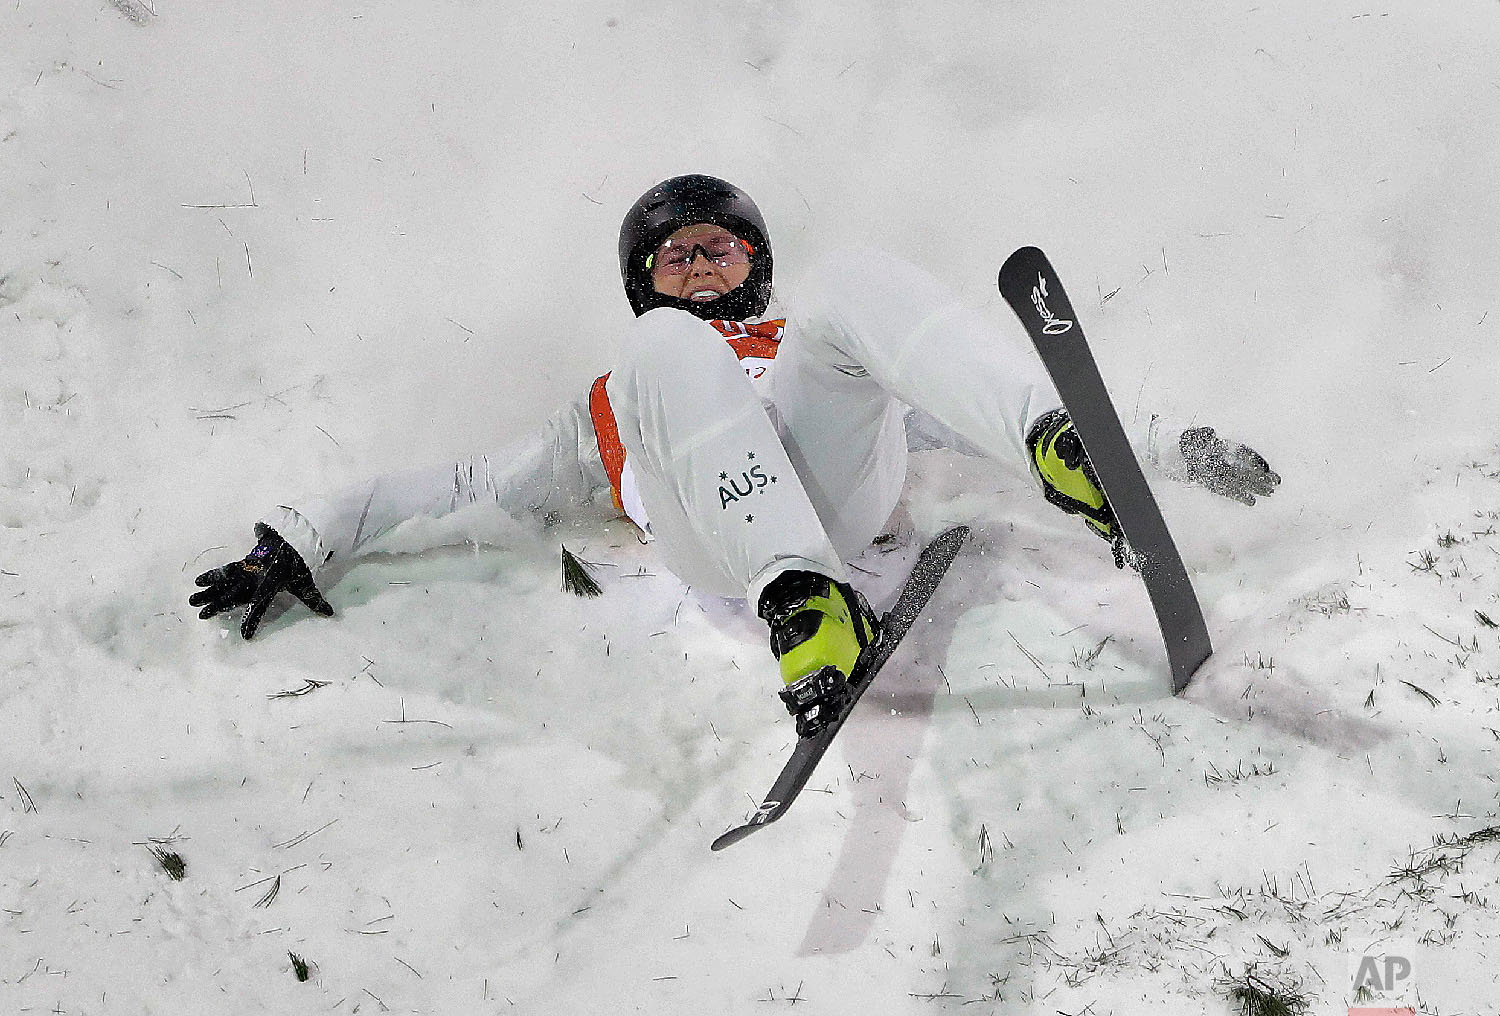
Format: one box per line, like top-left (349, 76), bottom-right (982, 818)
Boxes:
top-left (190, 523), bottom-right (334, 639)
top-left (1178, 427), bottom-right (1280, 506)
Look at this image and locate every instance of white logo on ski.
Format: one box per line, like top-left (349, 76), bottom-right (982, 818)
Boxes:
top-left (1030, 273), bottom-right (1074, 335)
top-left (750, 800), bottom-right (780, 825)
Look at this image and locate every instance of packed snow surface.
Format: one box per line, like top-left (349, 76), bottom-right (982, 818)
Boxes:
top-left (3, 1), bottom-right (1499, 1013)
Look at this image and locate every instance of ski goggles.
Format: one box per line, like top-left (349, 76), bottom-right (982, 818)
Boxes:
top-left (646, 232), bottom-right (755, 275)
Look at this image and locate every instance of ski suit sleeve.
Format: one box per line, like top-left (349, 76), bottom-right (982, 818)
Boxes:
top-left (258, 393), bottom-right (609, 573)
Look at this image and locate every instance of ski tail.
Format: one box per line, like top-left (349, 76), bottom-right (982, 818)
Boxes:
top-left (711, 525), bottom-right (968, 851)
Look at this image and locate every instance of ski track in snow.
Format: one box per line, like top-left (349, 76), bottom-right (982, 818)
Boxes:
top-left (4, 1), bottom-right (1500, 1013)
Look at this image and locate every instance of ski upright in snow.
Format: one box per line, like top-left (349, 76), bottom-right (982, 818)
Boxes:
top-left (711, 525), bottom-right (968, 851)
top-left (998, 246), bottom-right (1210, 694)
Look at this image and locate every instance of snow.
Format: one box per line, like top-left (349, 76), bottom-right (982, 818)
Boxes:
top-left (3, 0), bottom-right (1499, 1012)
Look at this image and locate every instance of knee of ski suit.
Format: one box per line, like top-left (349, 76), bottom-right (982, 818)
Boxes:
top-left (614, 306), bottom-right (739, 381)
top-left (785, 245), bottom-right (1062, 467)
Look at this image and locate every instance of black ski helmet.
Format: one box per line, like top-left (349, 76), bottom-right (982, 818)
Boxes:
top-left (618, 174), bottom-right (773, 321)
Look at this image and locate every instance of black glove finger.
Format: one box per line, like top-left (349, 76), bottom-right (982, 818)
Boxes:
top-left (240, 600), bottom-right (270, 640)
top-left (1194, 471), bottom-right (1257, 505)
top-left (1216, 461), bottom-right (1265, 489)
top-left (240, 580), bottom-right (281, 640)
top-left (267, 541), bottom-right (334, 619)
top-left (1242, 470), bottom-right (1281, 497)
top-left (192, 571), bottom-right (256, 611)
top-left (191, 569), bottom-right (255, 608)
top-left (196, 593), bottom-right (243, 619)
top-left (1229, 449), bottom-right (1279, 486)
top-left (194, 565), bottom-right (235, 587)
top-left (300, 582), bottom-right (336, 615)
top-left (1225, 457), bottom-right (1280, 497)
top-left (1217, 480), bottom-right (1258, 506)
top-left (1230, 444), bottom-right (1271, 473)
top-left (291, 578), bottom-right (335, 618)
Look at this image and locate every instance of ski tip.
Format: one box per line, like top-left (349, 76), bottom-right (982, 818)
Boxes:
top-left (923, 524), bottom-right (971, 564)
top-left (710, 825), bottom-right (756, 852)
top-left (713, 800), bottom-right (791, 851)
top-left (940, 524), bottom-right (971, 544)
top-left (999, 245), bottom-right (1047, 280)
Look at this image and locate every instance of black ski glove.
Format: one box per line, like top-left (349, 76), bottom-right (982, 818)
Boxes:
top-left (190, 523), bottom-right (333, 639)
top-left (1178, 427), bottom-right (1281, 506)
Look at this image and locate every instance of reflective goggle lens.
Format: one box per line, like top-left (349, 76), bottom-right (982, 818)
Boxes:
top-left (648, 234), bottom-right (753, 274)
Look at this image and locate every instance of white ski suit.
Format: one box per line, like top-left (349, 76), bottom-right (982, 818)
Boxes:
top-left (261, 248), bottom-right (1068, 602)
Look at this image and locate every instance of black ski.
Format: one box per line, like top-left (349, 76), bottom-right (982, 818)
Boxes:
top-left (710, 525), bottom-right (968, 851)
top-left (998, 246), bottom-right (1210, 693)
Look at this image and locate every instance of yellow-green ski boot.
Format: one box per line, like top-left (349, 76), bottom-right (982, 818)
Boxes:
top-left (757, 571), bottom-right (879, 737)
top-left (1027, 407), bottom-right (1126, 566)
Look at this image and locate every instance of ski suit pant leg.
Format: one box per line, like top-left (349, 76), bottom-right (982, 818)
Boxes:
top-left (605, 308), bottom-right (847, 601)
top-left (772, 246), bottom-right (1062, 558)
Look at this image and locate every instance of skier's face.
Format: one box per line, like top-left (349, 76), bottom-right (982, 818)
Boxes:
top-left (649, 223), bottom-right (753, 304)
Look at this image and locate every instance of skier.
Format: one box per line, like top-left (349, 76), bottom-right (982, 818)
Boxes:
top-left (191, 175), bottom-right (1279, 736)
